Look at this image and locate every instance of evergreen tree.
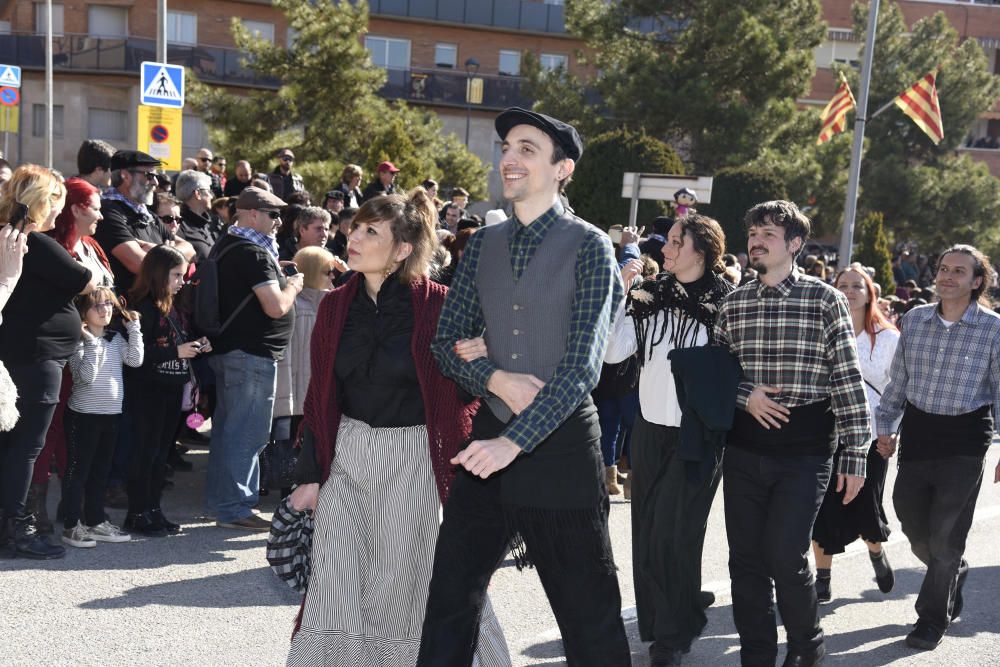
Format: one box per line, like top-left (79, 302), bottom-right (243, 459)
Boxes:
top-left (187, 0), bottom-right (489, 199)
top-left (853, 211), bottom-right (896, 295)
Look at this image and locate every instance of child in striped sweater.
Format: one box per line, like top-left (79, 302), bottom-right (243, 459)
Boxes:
top-left (61, 286), bottom-right (143, 549)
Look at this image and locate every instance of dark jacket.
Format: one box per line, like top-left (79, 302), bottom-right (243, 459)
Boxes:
top-left (361, 179), bottom-right (395, 203)
top-left (268, 169), bottom-right (305, 200)
top-left (668, 345), bottom-right (741, 482)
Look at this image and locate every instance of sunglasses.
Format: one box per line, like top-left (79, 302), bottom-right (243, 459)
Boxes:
top-left (160, 215), bottom-right (181, 224)
top-left (129, 170), bottom-right (158, 182)
top-left (266, 210), bottom-right (282, 219)
top-left (280, 156), bottom-right (294, 162)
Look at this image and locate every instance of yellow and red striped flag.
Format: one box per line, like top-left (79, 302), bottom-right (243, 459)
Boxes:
top-left (894, 71), bottom-right (944, 144)
top-left (817, 73), bottom-right (856, 144)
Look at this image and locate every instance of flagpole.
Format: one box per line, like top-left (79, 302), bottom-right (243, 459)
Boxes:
top-left (837, 0), bottom-right (881, 267)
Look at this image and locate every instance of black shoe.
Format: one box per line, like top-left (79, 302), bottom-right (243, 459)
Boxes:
top-left (905, 620), bottom-right (943, 650)
top-left (951, 568), bottom-right (967, 621)
top-left (3, 515), bottom-right (65, 559)
top-left (149, 508), bottom-right (181, 534)
top-left (870, 549), bottom-right (895, 593)
top-left (782, 644), bottom-right (825, 667)
top-left (178, 427), bottom-right (209, 445)
top-left (815, 575), bottom-right (832, 604)
top-left (123, 512), bottom-right (167, 537)
top-left (699, 590), bottom-right (715, 609)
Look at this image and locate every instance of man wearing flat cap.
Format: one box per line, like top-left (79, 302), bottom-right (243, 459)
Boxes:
top-left (94, 149), bottom-right (195, 294)
top-left (205, 187), bottom-right (303, 532)
top-left (419, 108), bottom-right (630, 665)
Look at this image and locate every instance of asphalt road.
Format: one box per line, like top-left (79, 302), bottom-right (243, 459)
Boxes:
top-left (1, 442), bottom-right (998, 666)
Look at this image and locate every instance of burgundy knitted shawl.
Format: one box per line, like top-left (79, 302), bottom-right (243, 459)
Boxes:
top-left (301, 273), bottom-right (475, 504)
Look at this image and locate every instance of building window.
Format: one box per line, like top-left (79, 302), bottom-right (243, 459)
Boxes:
top-left (183, 114), bottom-right (207, 157)
top-left (365, 36), bottom-right (411, 70)
top-left (88, 5), bottom-right (128, 38)
top-left (435, 43), bottom-right (457, 69)
top-left (88, 108), bottom-right (128, 142)
top-left (167, 11), bottom-right (197, 46)
top-left (242, 20), bottom-right (275, 44)
top-left (499, 49), bottom-right (521, 76)
top-left (34, 2), bottom-right (64, 36)
top-left (32, 104), bottom-right (64, 138)
top-left (539, 53), bottom-right (568, 72)
top-left (543, 0), bottom-right (565, 4)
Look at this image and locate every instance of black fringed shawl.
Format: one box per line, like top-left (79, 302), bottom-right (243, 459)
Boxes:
top-left (627, 270), bottom-right (734, 362)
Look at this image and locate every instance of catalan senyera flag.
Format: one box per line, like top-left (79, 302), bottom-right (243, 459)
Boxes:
top-left (894, 71), bottom-right (944, 144)
top-left (817, 73), bottom-right (856, 144)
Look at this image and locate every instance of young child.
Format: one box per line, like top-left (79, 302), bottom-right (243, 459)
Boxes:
top-left (61, 287), bottom-right (143, 548)
top-left (124, 245), bottom-right (210, 537)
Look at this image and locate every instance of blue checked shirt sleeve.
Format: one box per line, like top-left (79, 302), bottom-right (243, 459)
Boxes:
top-left (431, 231), bottom-right (499, 397)
top-left (876, 326), bottom-right (909, 436)
top-left (823, 292), bottom-right (871, 477)
top-left (501, 232), bottom-right (624, 452)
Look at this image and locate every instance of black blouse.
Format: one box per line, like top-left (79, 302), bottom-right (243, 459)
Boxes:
top-left (335, 275), bottom-right (425, 427)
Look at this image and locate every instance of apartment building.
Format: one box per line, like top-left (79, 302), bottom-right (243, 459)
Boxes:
top-left (0, 0), bottom-right (581, 200)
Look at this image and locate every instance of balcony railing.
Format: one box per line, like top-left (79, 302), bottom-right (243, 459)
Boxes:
top-left (370, 0), bottom-right (567, 34)
top-left (0, 33), bottom-right (279, 88)
top-left (0, 33), bottom-right (533, 109)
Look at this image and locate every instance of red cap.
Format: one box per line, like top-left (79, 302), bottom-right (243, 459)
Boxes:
top-left (378, 161), bottom-right (400, 173)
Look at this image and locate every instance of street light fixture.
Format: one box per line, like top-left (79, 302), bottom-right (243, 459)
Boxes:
top-left (464, 57), bottom-right (480, 147)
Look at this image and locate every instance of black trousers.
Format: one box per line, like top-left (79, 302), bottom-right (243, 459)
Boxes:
top-left (0, 360), bottom-right (64, 520)
top-left (62, 410), bottom-right (120, 528)
top-left (418, 399), bottom-right (629, 666)
top-left (893, 455), bottom-right (984, 632)
top-left (126, 382), bottom-right (183, 515)
top-left (631, 415), bottom-right (721, 655)
top-left (723, 446), bottom-right (832, 666)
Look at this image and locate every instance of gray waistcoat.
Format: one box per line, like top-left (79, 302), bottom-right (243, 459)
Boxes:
top-left (476, 214), bottom-right (589, 422)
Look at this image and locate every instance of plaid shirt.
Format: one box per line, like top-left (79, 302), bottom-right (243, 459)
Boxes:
top-left (876, 302), bottom-right (1000, 435)
top-left (714, 269), bottom-right (871, 477)
top-left (432, 202), bottom-right (623, 452)
top-left (228, 224), bottom-right (279, 259)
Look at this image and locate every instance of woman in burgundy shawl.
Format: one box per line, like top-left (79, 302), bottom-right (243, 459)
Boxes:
top-left (285, 191), bottom-right (509, 667)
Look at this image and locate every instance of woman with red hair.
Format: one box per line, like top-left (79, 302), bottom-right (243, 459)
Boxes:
top-left (811, 264), bottom-right (900, 603)
top-left (52, 177), bottom-right (113, 287)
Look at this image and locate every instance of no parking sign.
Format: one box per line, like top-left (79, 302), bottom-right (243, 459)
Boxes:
top-left (137, 104), bottom-right (182, 171)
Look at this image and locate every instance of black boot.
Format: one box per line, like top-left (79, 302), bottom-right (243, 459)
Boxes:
top-left (870, 548), bottom-right (894, 593)
top-left (123, 512), bottom-right (167, 537)
top-left (149, 508), bottom-right (181, 534)
top-left (26, 482), bottom-right (54, 535)
top-left (815, 568), bottom-right (832, 604)
top-left (3, 514), bottom-right (65, 559)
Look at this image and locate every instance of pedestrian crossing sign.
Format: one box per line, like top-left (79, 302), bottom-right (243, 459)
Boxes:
top-left (0, 65), bottom-right (21, 88)
top-left (140, 62), bottom-right (184, 109)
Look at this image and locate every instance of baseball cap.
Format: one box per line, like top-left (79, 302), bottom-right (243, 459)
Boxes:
top-left (378, 161), bottom-right (400, 173)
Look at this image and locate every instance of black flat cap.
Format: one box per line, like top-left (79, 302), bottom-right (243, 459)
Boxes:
top-left (495, 107), bottom-right (583, 161)
top-left (110, 149), bottom-right (161, 171)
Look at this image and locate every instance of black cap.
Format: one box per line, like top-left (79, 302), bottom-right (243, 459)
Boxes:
top-left (110, 149), bottom-right (161, 171)
top-left (652, 216), bottom-right (673, 235)
top-left (495, 107), bottom-right (583, 161)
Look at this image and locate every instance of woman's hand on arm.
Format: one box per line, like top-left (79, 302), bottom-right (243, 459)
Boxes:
top-left (454, 337), bottom-right (488, 362)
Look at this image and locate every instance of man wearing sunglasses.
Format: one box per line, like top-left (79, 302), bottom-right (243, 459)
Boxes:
top-left (266, 148), bottom-right (304, 201)
top-left (195, 147), bottom-right (224, 199)
top-left (94, 150), bottom-right (195, 295)
top-left (206, 186), bottom-right (303, 532)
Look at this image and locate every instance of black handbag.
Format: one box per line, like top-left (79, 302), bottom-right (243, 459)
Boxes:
top-left (266, 496), bottom-right (314, 593)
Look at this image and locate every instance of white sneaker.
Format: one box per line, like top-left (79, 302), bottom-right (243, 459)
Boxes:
top-left (61, 522), bottom-right (97, 548)
top-left (87, 520), bottom-right (131, 543)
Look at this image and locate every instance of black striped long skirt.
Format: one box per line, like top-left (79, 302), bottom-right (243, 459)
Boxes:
top-left (287, 417), bottom-right (510, 667)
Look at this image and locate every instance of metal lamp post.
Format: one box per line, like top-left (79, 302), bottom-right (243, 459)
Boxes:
top-left (464, 57), bottom-right (480, 147)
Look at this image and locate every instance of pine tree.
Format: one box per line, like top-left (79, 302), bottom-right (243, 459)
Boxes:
top-left (853, 211), bottom-right (896, 296)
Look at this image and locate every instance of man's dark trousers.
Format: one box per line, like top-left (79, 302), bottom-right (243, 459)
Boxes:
top-left (893, 455), bottom-right (984, 632)
top-left (416, 467), bottom-right (630, 667)
top-left (723, 445), bottom-right (832, 666)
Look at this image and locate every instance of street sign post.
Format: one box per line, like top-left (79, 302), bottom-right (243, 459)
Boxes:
top-left (137, 104), bottom-right (182, 171)
top-left (0, 72), bottom-right (20, 158)
top-left (140, 62), bottom-right (185, 109)
top-left (621, 173), bottom-right (714, 227)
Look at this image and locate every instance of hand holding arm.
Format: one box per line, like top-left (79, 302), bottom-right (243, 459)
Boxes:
top-left (454, 337), bottom-right (488, 362)
top-left (486, 370), bottom-right (545, 415)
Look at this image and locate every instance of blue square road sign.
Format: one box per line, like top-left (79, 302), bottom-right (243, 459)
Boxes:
top-left (140, 62), bottom-right (184, 109)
